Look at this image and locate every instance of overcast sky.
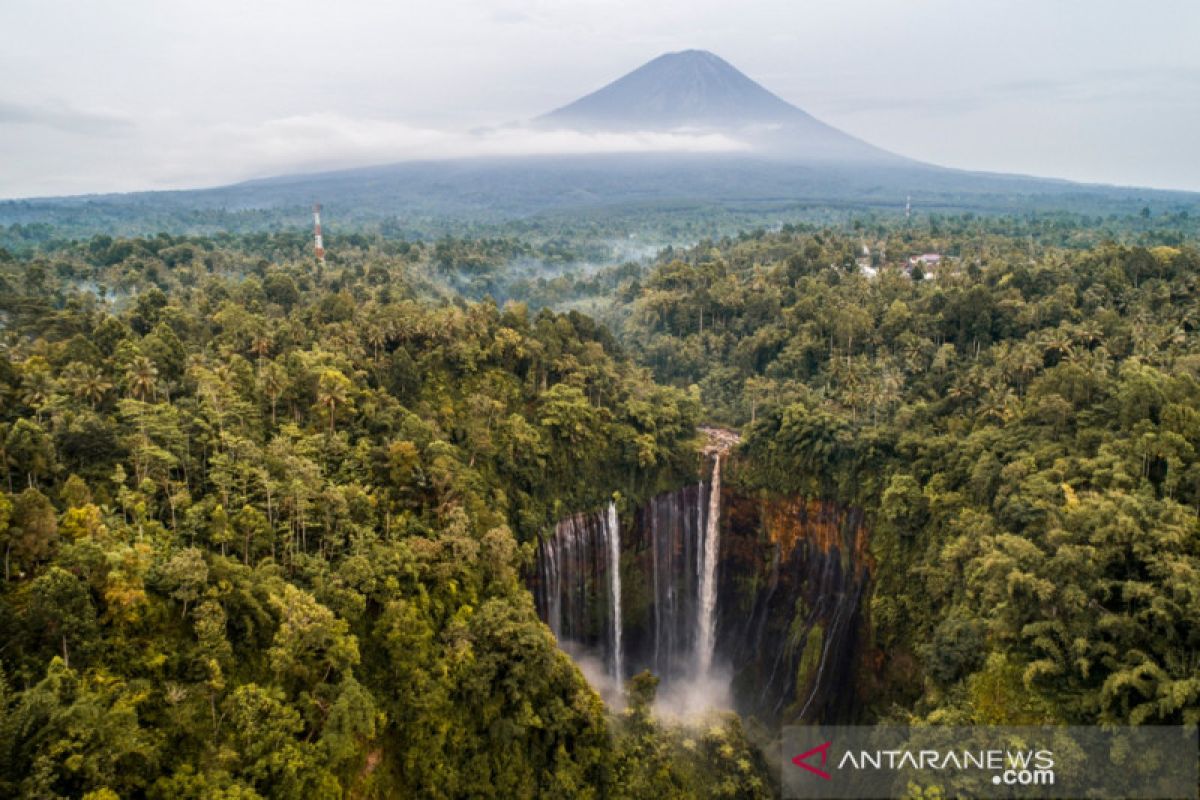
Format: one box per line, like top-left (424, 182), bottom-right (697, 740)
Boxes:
top-left (3, 0), bottom-right (1198, 199)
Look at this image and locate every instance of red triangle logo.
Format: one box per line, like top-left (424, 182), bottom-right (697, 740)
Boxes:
top-left (792, 740), bottom-right (833, 780)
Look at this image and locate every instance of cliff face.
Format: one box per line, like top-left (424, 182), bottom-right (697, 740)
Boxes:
top-left (531, 471), bottom-right (872, 725)
top-left (716, 492), bottom-right (871, 724)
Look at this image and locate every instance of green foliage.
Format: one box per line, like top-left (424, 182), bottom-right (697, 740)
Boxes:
top-left (3, 214), bottom-right (1198, 795)
top-left (611, 672), bottom-right (775, 799)
top-left (0, 234), bottom-right (702, 797)
top-left (617, 225), bottom-right (1200, 728)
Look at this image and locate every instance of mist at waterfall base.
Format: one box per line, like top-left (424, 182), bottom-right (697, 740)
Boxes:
top-left (534, 459), bottom-right (737, 718)
top-left (560, 646), bottom-right (628, 712)
top-left (555, 639), bottom-right (734, 717)
top-left (649, 662), bottom-right (735, 719)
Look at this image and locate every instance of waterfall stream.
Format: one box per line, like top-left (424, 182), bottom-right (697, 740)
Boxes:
top-left (695, 453), bottom-right (722, 679)
top-left (605, 501), bottom-right (623, 686)
top-left (646, 484), bottom-right (704, 682)
top-left (535, 503), bottom-right (625, 686)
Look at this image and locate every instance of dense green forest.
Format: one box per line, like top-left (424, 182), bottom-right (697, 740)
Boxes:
top-left (618, 225), bottom-right (1200, 727)
top-left (0, 237), bottom-right (769, 797)
top-left (1, 213), bottom-right (1198, 797)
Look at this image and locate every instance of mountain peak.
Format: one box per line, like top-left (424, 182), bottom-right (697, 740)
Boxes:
top-left (654, 48), bottom-right (720, 60)
top-left (539, 49), bottom-right (805, 131)
top-left (536, 50), bottom-right (900, 163)
top-left (648, 48), bottom-right (734, 66)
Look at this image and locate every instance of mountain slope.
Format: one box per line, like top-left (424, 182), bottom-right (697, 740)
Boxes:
top-left (538, 49), bottom-right (900, 163)
top-left (540, 49), bottom-right (803, 129)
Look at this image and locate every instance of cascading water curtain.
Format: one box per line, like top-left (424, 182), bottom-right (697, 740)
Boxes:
top-left (537, 507), bottom-right (625, 685)
top-left (696, 453), bottom-right (722, 679)
top-left (605, 501), bottom-right (623, 686)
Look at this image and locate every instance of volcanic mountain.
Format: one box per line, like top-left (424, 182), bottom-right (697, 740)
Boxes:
top-left (4, 50), bottom-right (1194, 234)
top-left (537, 49), bottom-right (900, 162)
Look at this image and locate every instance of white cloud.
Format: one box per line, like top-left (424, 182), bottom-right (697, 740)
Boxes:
top-left (162, 114), bottom-right (748, 188)
top-left (0, 100), bottom-right (132, 136)
top-left (0, 112), bottom-right (749, 198)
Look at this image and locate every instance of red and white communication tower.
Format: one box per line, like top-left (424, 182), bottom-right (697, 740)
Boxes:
top-left (312, 203), bottom-right (326, 265)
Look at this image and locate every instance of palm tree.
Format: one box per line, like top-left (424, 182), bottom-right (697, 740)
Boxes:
top-left (20, 371), bottom-right (57, 419)
top-left (258, 362), bottom-right (287, 427)
top-left (1012, 342), bottom-right (1042, 395)
top-left (126, 355), bottom-right (159, 401)
top-left (250, 333), bottom-right (272, 361)
top-left (64, 363), bottom-right (112, 408)
top-left (1040, 329), bottom-right (1074, 363)
top-left (365, 321), bottom-right (388, 364)
top-left (316, 369), bottom-right (351, 435)
top-left (979, 388), bottom-right (1017, 422)
top-left (880, 369), bottom-right (904, 415)
top-left (901, 339), bottom-right (928, 375)
top-left (945, 375), bottom-right (978, 412)
top-left (1076, 320), bottom-right (1105, 350)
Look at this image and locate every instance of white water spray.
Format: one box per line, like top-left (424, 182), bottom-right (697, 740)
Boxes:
top-left (605, 501), bottom-right (624, 686)
top-left (696, 454), bottom-right (722, 678)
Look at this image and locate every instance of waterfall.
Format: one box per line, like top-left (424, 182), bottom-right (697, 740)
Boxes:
top-left (605, 501), bottom-right (623, 685)
top-left (695, 454), bottom-right (722, 678)
top-left (533, 432), bottom-right (740, 710)
top-left (543, 528), bottom-right (561, 639)
top-left (646, 485), bottom-right (703, 681)
top-left (534, 505), bottom-right (624, 686)
top-left (532, 440), bottom-right (871, 723)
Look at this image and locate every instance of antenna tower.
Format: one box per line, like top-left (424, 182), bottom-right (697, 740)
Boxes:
top-left (312, 203), bottom-right (326, 265)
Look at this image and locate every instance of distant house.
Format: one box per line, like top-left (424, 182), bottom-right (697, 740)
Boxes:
top-left (856, 243), bottom-right (877, 277)
top-left (904, 253), bottom-right (942, 281)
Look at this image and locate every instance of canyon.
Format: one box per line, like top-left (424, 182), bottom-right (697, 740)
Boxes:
top-left (532, 449), bottom-right (872, 724)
